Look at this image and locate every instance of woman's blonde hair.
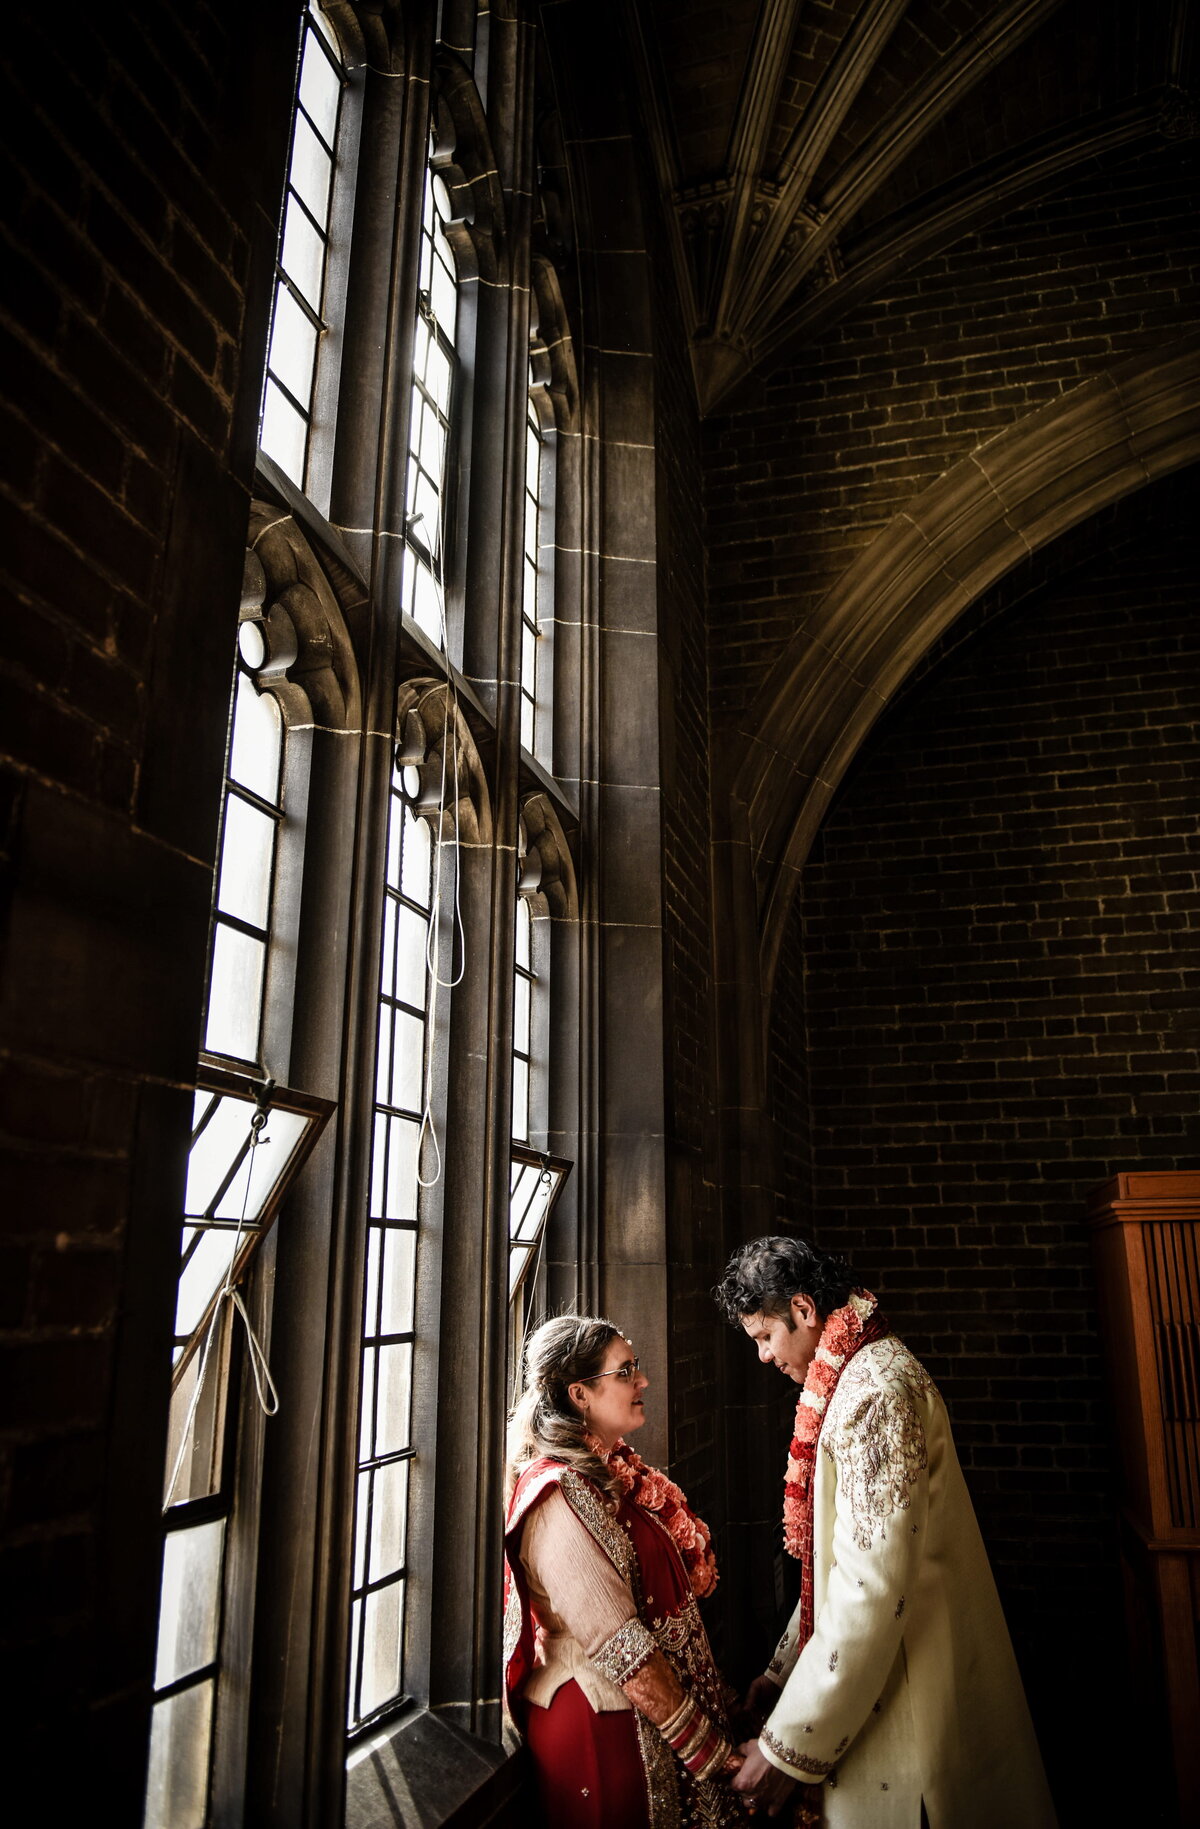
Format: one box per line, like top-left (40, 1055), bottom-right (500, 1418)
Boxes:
top-left (506, 1313), bottom-right (624, 1500)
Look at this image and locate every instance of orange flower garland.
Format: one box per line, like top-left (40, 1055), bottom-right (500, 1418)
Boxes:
top-left (597, 1439), bottom-right (720, 1598)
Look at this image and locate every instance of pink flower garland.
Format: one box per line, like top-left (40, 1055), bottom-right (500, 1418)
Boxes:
top-left (598, 1439), bottom-right (720, 1598)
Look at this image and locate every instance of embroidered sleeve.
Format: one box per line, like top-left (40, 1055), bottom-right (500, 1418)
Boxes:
top-left (592, 1616), bottom-right (657, 1685)
top-left (765, 1601), bottom-right (801, 1686)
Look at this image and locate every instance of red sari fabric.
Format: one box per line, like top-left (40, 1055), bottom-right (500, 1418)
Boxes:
top-left (524, 1678), bottom-right (650, 1829)
top-left (504, 1458), bottom-right (738, 1829)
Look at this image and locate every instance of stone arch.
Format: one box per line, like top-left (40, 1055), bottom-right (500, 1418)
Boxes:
top-left (732, 331), bottom-right (1200, 1004)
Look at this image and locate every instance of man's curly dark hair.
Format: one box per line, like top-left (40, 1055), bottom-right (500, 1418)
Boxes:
top-left (713, 1235), bottom-right (858, 1325)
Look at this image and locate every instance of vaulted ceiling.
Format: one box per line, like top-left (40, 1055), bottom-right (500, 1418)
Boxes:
top-left (624, 0), bottom-right (1195, 410)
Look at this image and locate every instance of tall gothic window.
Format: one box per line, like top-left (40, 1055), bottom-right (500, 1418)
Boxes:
top-left (345, 142), bottom-right (464, 1734)
top-left (145, 611), bottom-right (331, 1829)
top-left (347, 763), bottom-right (433, 1731)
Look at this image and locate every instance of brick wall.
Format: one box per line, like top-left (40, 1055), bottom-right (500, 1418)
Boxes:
top-left (0, 2), bottom-right (295, 1805)
top-left (704, 136), bottom-right (1200, 726)
top-left (783, 470), bottom-right (1197, 1819)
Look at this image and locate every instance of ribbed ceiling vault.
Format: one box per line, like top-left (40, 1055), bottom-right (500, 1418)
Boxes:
top-left (621, 0), bottom-right (1196, 410)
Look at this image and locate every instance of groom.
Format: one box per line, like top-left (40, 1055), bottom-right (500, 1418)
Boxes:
top-left (714, 1236), bottom-right (1056, 1825)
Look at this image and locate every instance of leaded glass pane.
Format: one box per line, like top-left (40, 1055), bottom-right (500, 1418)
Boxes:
top-left (359, 1581), bottom-right (404, 1721)
top-left (205, 926), bottom-right (265, 1061)
top-left (380, 1228), bottom-right (416, 1335)
top-left (369, 1460), bottom-right (410, 1583)
top-left (145, 1680), bottom-right (214, 1829)
top-left (260, 378), bottom-right (308, 486)
top-left (228, 672), bottom-right (282, 802)
top-left (268, 283), bottom-right (319, 409)
top-left (216, 795), bottom-right (275, 929)
top-left (281, 194), bottom-right (324, 309)
top-left (374, 1344), bottom-right (413, 1458)
top-left (289, 109), bottom-right (332, 221)
top-left (298, 28), bottom-right (339, 146)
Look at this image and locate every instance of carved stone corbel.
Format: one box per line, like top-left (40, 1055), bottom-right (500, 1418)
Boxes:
top-left (395, 678), bottom-right (493, 845)
top-left (517, 792), bottom-right (578, 919)
top-left (244, 503), bottom-right (363, 732)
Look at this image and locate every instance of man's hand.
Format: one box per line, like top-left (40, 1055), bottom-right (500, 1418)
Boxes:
top-left (741, 1674), bottom-right (781, 1725)
top-left (731, 1741), bottom-right (798, 1816)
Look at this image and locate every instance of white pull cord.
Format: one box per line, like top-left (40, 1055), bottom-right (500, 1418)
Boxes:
top-left (165, 1106), bottom-right (280, 1504)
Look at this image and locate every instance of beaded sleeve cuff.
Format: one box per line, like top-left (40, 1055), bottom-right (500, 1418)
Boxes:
top-left (591, 1616), bottom-right (657, 1687)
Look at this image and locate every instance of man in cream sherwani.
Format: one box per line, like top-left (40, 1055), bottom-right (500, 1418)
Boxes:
top-left (715, 1236), bottom-right (1057, 1827)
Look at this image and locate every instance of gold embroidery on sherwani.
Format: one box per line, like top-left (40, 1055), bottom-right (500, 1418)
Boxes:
top-left (761, 1725), bottom-right (836, 1777)
top-left (834, 1341), bottom-right (932, 1550)
top-left (593, 1616), bottom-right (657, 1685)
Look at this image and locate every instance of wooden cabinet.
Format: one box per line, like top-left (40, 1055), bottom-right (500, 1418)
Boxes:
top-left (1087, 1171), bottom-right (1200, 1825)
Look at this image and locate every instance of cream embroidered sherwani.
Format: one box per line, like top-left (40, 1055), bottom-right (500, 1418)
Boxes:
top-left (759, 1337), bottom-right (1057, 1828)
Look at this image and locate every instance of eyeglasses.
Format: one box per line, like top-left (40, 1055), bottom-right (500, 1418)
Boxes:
top-left (584, 1357), bottom-right (641, 1383)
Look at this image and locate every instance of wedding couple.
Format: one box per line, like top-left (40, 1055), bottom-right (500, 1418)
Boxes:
top-left (503, 1235), bottom-right (1058, 1827)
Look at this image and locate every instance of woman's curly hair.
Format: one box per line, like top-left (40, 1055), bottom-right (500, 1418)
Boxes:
top-left (713, 1235), bottom-right (858, 1325)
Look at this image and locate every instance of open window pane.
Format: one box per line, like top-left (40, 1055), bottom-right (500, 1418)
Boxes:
top-left (212, 1107), bottom-right (309, 1221)
top-left (163, 1309), bottom-right (231, 1506)
top-left (155, 1519), bottom-right (225, 1690)
top-left (185, 1096), bottom-right (254, 1218)
top-left (175, 1227), bottom-right (242, 1339)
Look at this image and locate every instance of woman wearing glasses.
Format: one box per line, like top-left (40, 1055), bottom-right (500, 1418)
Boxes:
top-left (504, 1314), bottom-right (744, 1828)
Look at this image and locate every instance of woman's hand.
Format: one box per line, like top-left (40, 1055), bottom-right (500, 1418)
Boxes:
top-left (731, 1741), bottom-right (798, 1816)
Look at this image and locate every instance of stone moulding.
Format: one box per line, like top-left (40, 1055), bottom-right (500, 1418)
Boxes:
top-left (729, 330), bottom-right (1200, 1005)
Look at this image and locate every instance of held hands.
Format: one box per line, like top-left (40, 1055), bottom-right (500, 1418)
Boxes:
top-left (731, 1741), bottom-right (798, 1817)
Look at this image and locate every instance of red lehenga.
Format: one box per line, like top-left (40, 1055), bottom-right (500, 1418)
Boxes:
top-left (504, 1456), bottom-right (743, 1829)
